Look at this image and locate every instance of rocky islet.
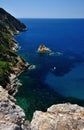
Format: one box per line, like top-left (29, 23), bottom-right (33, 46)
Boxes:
top-left (37, 44), bottom-right (51, 53)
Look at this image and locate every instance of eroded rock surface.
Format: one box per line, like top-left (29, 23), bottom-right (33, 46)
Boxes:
top-left (0, 86), bottom-right (29, 130)
top-left (31, 103), bottom-right (84, 130)
top-left (37, 45), bottom-right (51, 53)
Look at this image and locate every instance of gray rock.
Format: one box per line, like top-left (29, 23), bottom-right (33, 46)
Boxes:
top-left (0, 86), bottom-right (27, 130)
top-left (0, 85), bottom-right (84, 130)
top-left (31, 103), bottom-right (84, 130)
top-left (0, 123), bottom-right (20, 130)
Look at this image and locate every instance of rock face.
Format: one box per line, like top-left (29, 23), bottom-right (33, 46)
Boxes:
top-left (37, 45), bottom-right (51, 53)
top-left (0, 9), bottom-right (31, 130)
top-left (0, 87), bottom-right (84, 130)
top-left (0, 8), bottom-right (28, 88)
top-left (0, 86), bottom-right (26, 130)
top-left (0, 8), bottom-right (27, 34)
top-left (31, 103), bottom-right (84, 130)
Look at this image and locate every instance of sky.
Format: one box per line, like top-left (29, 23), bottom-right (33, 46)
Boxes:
top-left (0, 0), bottom-right (84, 18)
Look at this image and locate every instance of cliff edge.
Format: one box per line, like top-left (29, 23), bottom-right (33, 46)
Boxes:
top-left (31, 103), bottom-right (84, 130)
top-left (0, 8), bottom-right (28, 89)
top-left (0, 86), bottom-right (25, 130)
top-left (0, 8), bottom-right (30, 130)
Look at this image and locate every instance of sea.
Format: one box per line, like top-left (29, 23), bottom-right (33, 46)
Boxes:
top-left (15, 19), bottom-right (84, 120)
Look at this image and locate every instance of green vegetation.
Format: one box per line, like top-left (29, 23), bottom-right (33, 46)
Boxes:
top-left (0, 61), bottom-right (12, 74)
top-left (0, 8), bottom-right (27, 87)
top-left (0, 31), bottom-right (14, 87)
top-left (0, 61), bottom-right (13, 87)
top-left (0, 8), bottom-right (26, 33)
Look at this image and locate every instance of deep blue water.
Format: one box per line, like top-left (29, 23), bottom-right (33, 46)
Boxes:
top-left (15, 19), bottom-right (84, 120)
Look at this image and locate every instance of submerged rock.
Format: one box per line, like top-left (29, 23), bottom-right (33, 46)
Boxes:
top-left (37, 44), bottom-right (51, 53)
top-left (28, 65), bottom-right (36, 70)
top-left (55, 51), bottom-right (63, 56)
top-left (31, 103), bottom-right (84, 130)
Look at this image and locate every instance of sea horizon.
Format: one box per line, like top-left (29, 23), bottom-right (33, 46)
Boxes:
top-left (18, 17), bottom-right (84, 19)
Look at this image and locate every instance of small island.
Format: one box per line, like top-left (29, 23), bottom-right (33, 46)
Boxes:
top-left (37, 44), bottom-right (51, 53)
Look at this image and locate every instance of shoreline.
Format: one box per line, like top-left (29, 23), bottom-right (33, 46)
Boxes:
top-left (7, 36), bottom-right (36, 96)
top-left (6, 34), bottom-right (29, 95)
top-left (0, 30), bottom-right (32, 129)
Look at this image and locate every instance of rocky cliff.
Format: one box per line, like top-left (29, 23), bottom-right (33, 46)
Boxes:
top-left (31, 103), bottom-right (84, 130)
top-left (0, 85), bottom-right (84, 130)
top-left (0, 85), bottom-right (25, 130)
top-left (0, 8), bottom-right (28, 88)
top-left (0, 8), bottom-right (30, 130)
top-left (0, 8), bottom-right (27, 34)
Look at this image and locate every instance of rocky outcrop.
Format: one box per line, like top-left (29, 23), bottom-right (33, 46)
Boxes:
top-left (0, 8), bottom-right (27, 34)
top-left (0, 87), bottom-right (84, 130)
top-left (0, 86), bottom-right (30, 130)
top-left (37, 45), bottom-right (51, 53)
top-left (31, 103), bottom-right (84, 130)
top-left (6, 56), bottom-right (29, 95)
top-left (0, 7), bottom-right (31, 92)
top-left (0, 8), bottom-right (31, 129)
top-left (0, 8), bottom-right (28, 88)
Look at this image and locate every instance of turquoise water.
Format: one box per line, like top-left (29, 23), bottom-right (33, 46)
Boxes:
top-left (15, 19), bottom-right (84, 120)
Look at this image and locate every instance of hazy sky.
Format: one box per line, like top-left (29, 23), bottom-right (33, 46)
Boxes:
top-left (0, 0), bottom-right (84, 18)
